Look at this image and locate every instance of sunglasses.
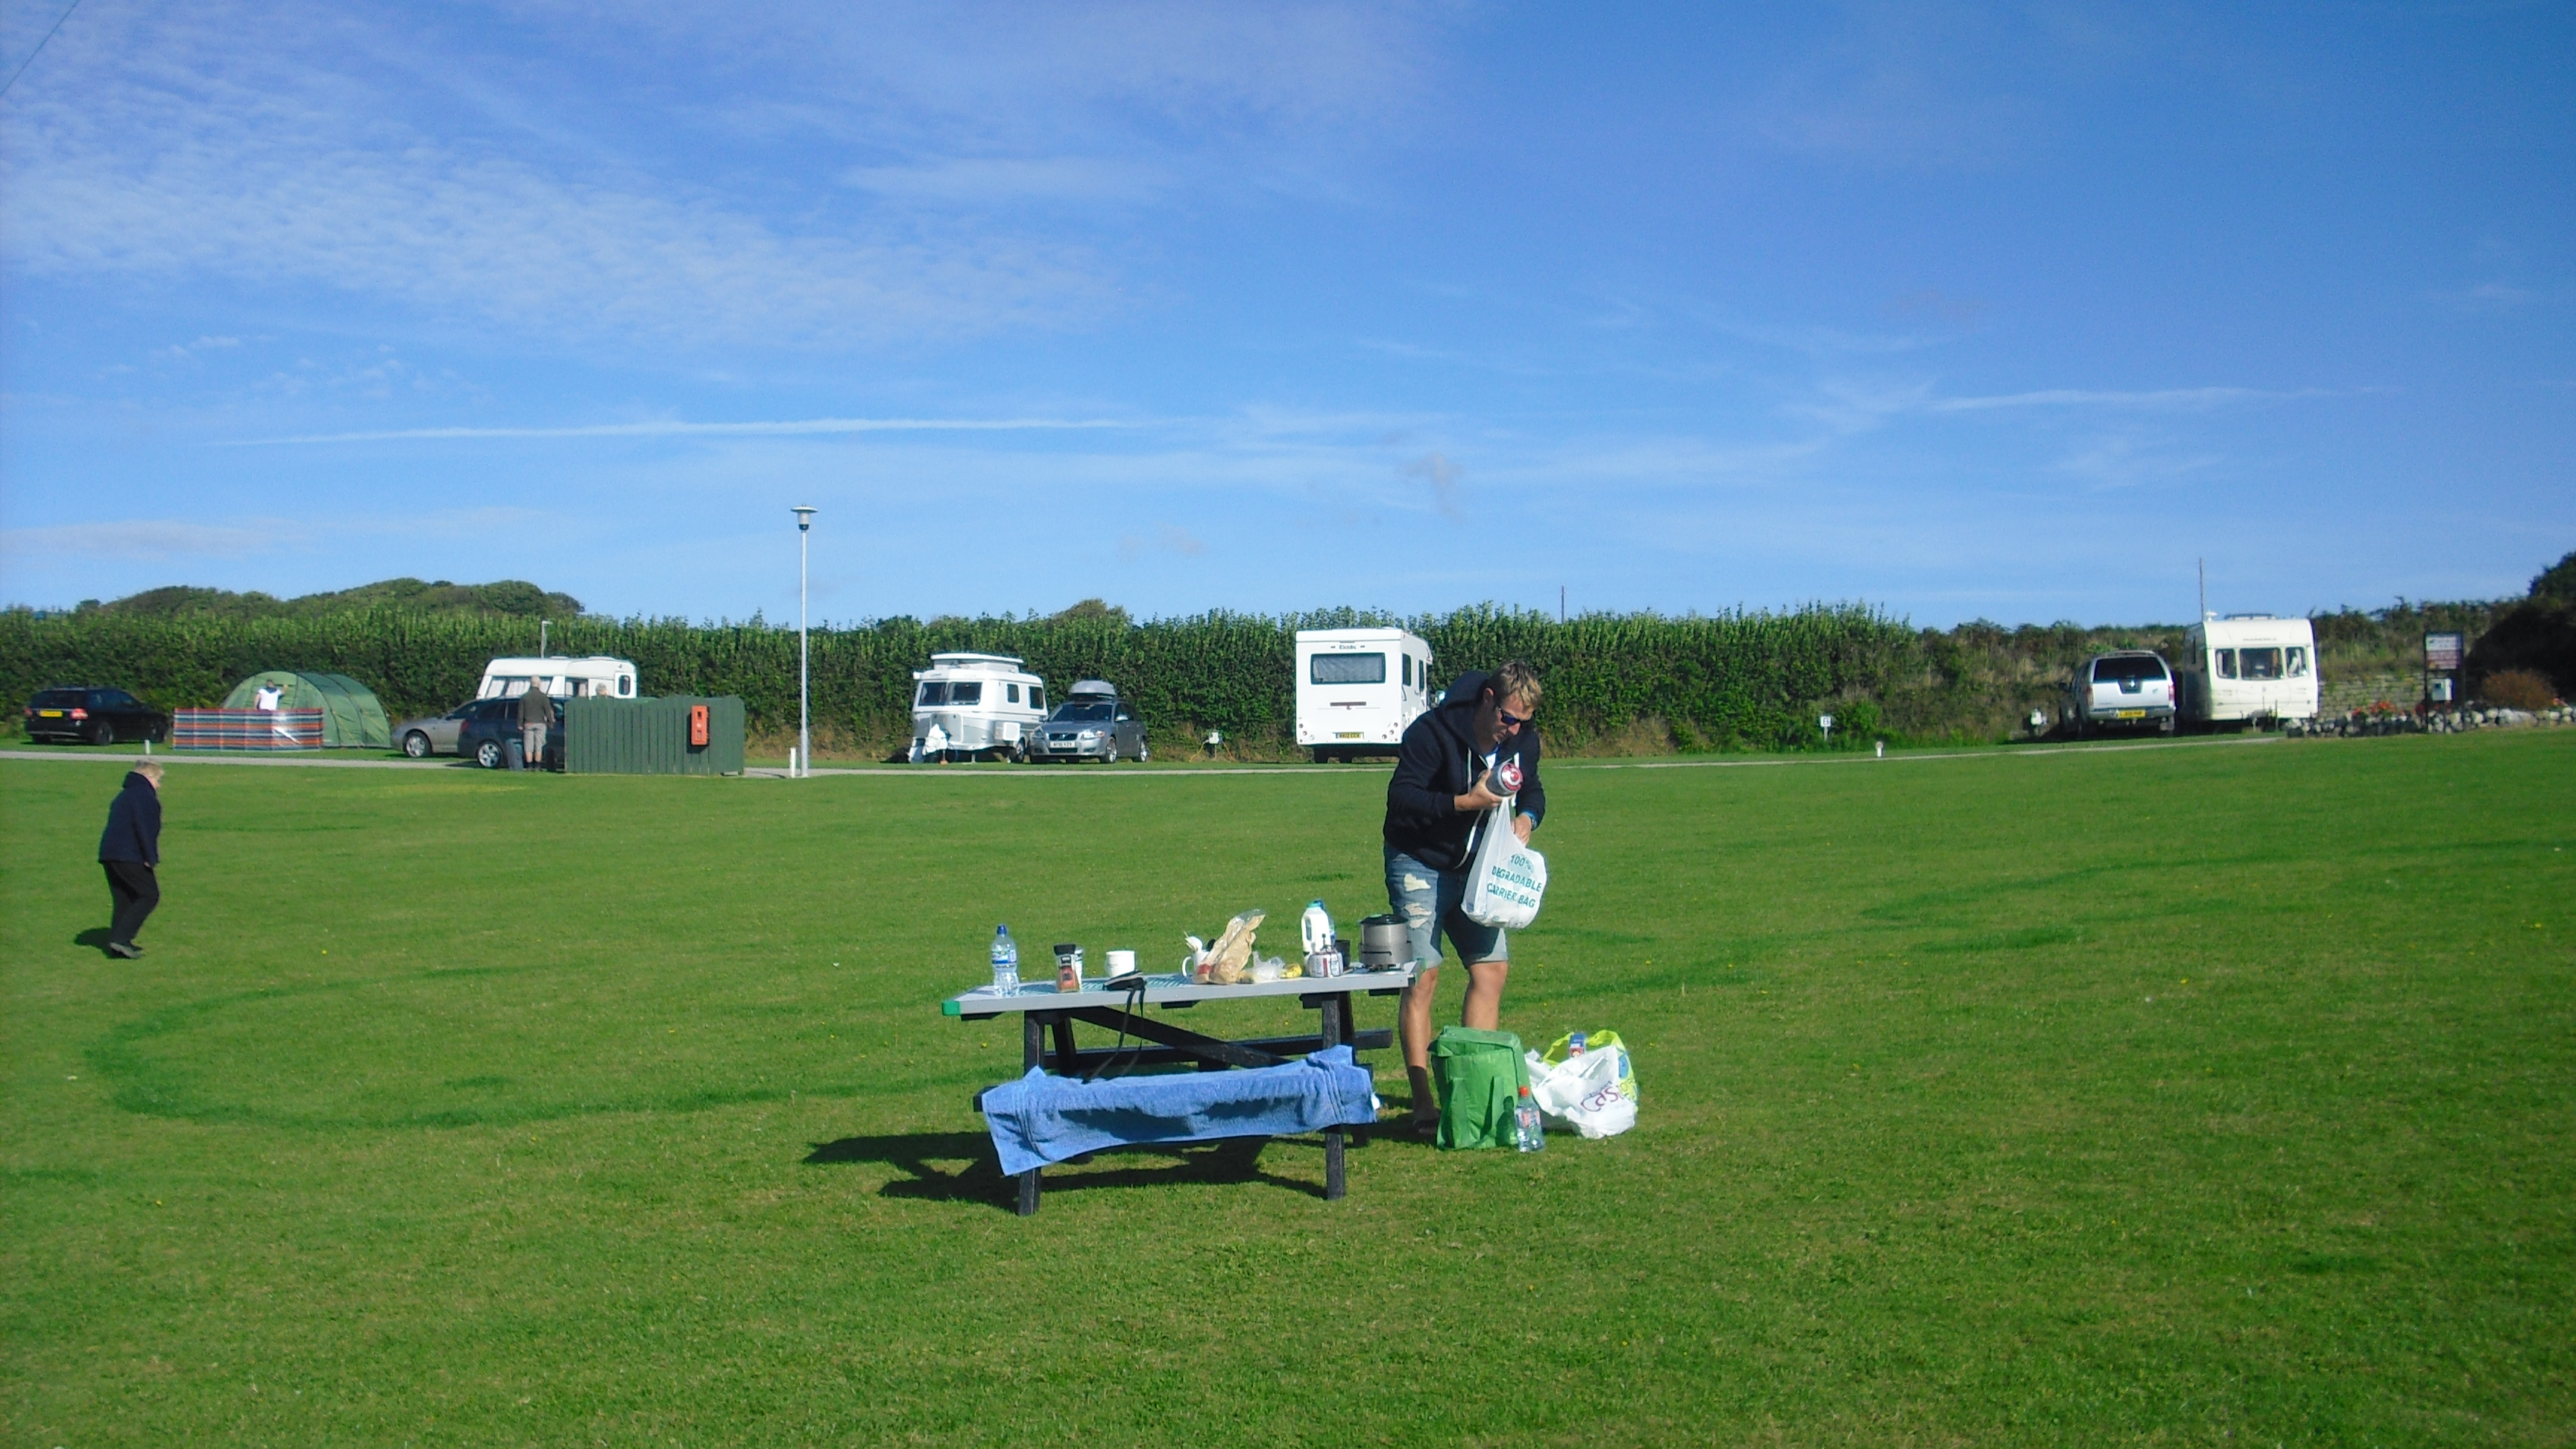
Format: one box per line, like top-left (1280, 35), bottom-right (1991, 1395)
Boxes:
top-left (1497, 706), bottom-right (1530, 728)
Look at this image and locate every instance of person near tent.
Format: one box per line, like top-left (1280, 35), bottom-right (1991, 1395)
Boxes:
top-left (253, 681), bottom-right (283, 711)
top-left (517, 678), bottom-right (552, 771)
top-left (98, 760), bottom-right (164, 959)
top-left (1381, 661), bottom-right (1547, 1136)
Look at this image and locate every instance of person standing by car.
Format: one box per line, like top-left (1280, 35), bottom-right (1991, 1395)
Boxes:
top-left (517, 678), bottom-right (552, 771)
top-left (1382, 661), bottom-right (1547, 1135)
top-left (98, 760), bottom-right (163, 959)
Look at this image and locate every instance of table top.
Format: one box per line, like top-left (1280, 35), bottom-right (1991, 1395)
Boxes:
top-left (944, 965), bottom-right (1418, 1017)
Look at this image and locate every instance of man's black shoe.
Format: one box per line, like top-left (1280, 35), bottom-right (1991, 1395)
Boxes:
top-left (106, 941), bottom-right (141, 959)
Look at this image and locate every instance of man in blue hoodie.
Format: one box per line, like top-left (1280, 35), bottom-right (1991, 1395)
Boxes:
top-left (1383, 662), bottom-right (1546, 1133)
top-left (98, 761), bottom-right (163, 959)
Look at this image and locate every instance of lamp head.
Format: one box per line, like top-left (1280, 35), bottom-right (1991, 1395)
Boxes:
top-left (791, 505), bottom-right (818, 532)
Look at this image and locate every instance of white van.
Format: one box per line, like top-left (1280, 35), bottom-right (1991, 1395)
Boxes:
top-left (1295, 628), bottom-right (1434, 762)
top-left (910, 653), bottom-right (1047, 762)
top-left (477, 655), bottom-right (638, 701)
top-left (2178, 615), bottom-right (2320, 727)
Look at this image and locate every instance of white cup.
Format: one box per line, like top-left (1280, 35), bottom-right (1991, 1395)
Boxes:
top-left (1107, 949), bottom-right (1137, 973)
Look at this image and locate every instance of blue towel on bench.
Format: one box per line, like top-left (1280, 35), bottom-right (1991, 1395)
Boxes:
top-left (981, 1046), bottom-right (1380, 1176)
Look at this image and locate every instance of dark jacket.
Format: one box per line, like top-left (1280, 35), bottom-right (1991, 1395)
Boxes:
top-left (518, 686), bottom-right (554, 725)
top-left (98, 771), bottom-right (162, 865)
top-left (1383, 670), bottom-right (1545, 873)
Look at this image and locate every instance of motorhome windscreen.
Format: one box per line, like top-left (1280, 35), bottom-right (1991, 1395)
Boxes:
top-left (916, 683), bottom-right (947, 706)
top-left (1311, 653), bottom-right (1387, 685)
top-left (2093, 657), bottom-right (2168, 683)
top-left (1050, 702), bottom-right (1114, 722)
top-left (2240, 648), bottom-right (2284, 681)
top-left (2216, 649), bottom-right (2237, 679)
top-left (949, 682), bottom-right (983, 705)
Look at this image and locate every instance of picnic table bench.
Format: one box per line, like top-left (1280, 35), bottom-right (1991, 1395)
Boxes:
top-left (944, 967), bottom-right (1417, 1214)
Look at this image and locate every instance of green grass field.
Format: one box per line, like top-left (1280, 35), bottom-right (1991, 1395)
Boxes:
top-left (4, 733), bottom-right (2572, 1445)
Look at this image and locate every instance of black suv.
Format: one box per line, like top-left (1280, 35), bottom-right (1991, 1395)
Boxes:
top-left (456, 696), bottom-right (564, 770)
top-left (23, 686), bottom-right (170, 745)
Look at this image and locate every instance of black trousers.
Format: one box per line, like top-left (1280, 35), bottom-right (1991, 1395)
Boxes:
top-left (104, 860), bottom-right (159, 946)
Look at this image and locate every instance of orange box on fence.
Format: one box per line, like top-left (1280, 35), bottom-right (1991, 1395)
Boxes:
top-left (688, 704), bottom-right (710, 747)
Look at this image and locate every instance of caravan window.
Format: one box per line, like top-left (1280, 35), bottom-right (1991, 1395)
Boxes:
top-left (949, 681), bottom-right (983, 706)
top-left (917, 682), bottom-right (948, 706)
top-left (2286, 647), bottom-right (2310, 677)
top-left (2214, 649), bottom-right (2237, 680)
top-left (1312, 653), bottom-right (1387, 686)
top-left (1030, 686), bottom-right (1045, 712)
top-left (2240, 648), bottom-right (2283, 680)
top-left (1007, 684), bottom-right (1021, 704)
top-left (1402, 655), bottom-right (1413, 686)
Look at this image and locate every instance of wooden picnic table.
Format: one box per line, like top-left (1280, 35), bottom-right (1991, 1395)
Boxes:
top-left (944, 967), bottom-right (1418, 1214)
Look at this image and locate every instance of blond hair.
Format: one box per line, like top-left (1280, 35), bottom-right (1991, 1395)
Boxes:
top-left (1491, 660), bottom-right (1543, 707)
top-left (135, 760), bottom-right (165, 781)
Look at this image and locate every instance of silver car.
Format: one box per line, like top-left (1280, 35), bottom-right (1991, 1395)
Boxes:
top-left (393, 698), bottom-right (508, 758)
top-left (2065, 651), bottom-right (2177, 736)
top-left (1025, 681), bottom-right (1149, 763)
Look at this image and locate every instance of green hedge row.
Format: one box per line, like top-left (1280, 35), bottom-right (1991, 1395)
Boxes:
top-left (0, 603), bottom-right (1916, 754)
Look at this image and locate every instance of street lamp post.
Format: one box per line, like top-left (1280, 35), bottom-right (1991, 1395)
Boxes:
top-left (792, 506), bottom-right (817, 777)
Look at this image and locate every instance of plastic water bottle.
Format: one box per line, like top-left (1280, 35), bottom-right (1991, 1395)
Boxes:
top-left (1515, 1085), bottom-right (1547, 1152)
top-left (990, 924), bottom-right (1020, 994)
top-left (1301, 901), bottom-right (1335, 956)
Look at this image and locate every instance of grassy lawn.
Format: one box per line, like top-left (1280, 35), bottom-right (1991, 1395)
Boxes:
top-left (4, 732), bottom-right (2571, 1445)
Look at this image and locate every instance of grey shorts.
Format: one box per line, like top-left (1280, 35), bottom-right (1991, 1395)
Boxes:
top-left (1384, 847), bottom-right (1507, 969)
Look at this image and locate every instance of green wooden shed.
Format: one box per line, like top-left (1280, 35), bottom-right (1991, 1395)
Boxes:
top-left (564, 696), bottom-right (745, 775)
top-left (220, 671), bottom-right (393, 748)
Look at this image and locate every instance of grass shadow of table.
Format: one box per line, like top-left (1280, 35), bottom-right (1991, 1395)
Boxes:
top-left (803, 1129), bottom-right (1330, 1212)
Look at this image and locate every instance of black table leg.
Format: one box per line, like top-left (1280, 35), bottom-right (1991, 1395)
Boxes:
top-left (1322, 994), bottom-right (1347, 1200)
top-left (1018, 1014), bottom-right (1046, 1216)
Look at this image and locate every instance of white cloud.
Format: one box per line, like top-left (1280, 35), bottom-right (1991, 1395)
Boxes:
top-left (227, 415), bottom-right (1141, 446)
top-left (0, 1), bottom-right (1440, 351)
top-left (0, 507), bottom-right (556, 561)
top-left (1928, 385), bottom-right (2325, 413)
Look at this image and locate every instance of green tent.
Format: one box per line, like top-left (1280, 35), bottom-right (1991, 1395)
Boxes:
top-left (221, 671), bottom-right (394, 748)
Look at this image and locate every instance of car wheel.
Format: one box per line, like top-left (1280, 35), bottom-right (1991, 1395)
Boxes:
top-left (474, 739), bottom-right (505, 769)
top-left (1137, 742), bottom-right (1149, 763)
top-left (402, 731), bottom-right (433, 759)
top-left (86, 720), bottom-right (112, 746)
top-left (1102, 743), bottom-right (1117, 764)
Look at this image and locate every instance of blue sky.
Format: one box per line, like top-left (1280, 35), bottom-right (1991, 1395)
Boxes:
top-left (2, 1), bottom-right (2569, 627)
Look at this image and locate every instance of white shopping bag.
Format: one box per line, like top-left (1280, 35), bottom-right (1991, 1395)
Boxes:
top-left (1524, 1042), bottom-right (1637, 1139)
top-left (1461, 801), bottom-right (1547, 929)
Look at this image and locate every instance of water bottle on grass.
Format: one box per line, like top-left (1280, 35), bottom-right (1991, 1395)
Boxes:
top-left (1515, 1085), bottom-right (1546, 1152)
top-left (991, 924), bottom-right (1020, 994)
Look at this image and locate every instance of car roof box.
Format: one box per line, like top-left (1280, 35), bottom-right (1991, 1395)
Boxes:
top-left (1069, 679), bottom-right (1117, 698)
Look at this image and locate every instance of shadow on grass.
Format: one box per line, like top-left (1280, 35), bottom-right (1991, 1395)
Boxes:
top-left (74, 927), bottom-right (116, 956)
top-left (802, 1129), bottom-right (1330, 1212)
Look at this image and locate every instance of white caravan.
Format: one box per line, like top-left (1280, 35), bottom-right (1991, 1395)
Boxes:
top-left (477, 655), bottom-right (638, 700)
top-left (909, 653), bottom-right (1047, 762)
top-left (2178, 615), bottom-right (2320, 727)
top-left (1295, 628), bottom-right (1434, 762)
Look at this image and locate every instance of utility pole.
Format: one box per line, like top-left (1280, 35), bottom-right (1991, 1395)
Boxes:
top-left (793, 506), bottom-right (817, 777)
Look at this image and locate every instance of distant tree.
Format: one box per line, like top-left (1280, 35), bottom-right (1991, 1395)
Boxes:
top-left (1050, 598), bottom-right (1131, 624)
top-left (2531, 549), bottom-right (2576, 603)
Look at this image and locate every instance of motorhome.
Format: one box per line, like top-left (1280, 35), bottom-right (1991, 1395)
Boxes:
top-left (909, 653), bottom-right (1047, 762)
top-left (2177, 615), bottom-right (2320, 727)
top-left (476, 655), bottom-right (638, 701)
top-left (1294, 628), bottom-right (1434, 762)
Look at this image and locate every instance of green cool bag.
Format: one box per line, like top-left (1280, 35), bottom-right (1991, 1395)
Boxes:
top-left (1431, 1026), bottom-right (1530, 1150)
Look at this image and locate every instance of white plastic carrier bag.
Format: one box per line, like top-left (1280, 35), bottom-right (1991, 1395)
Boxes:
top-left (1524, 1031), bottom-right (1638, 1139)
top-left (1461, 800), bottom-right (1548, 929)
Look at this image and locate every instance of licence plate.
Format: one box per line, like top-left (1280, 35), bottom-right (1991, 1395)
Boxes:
top-left (1335, 731), bottom-right (1362, 739)
top-left (38, 710), bottom-right (62, 717)
top-left (2116, 710), bottom-right (2145, 719)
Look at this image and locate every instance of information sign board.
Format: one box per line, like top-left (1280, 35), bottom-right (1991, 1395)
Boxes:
top-left (2425, 632), bottom-right (2464, 672)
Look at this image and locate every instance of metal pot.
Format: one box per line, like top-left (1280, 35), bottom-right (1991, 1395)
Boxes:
top-left (1359, 915), bottom-right (1407, 970)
